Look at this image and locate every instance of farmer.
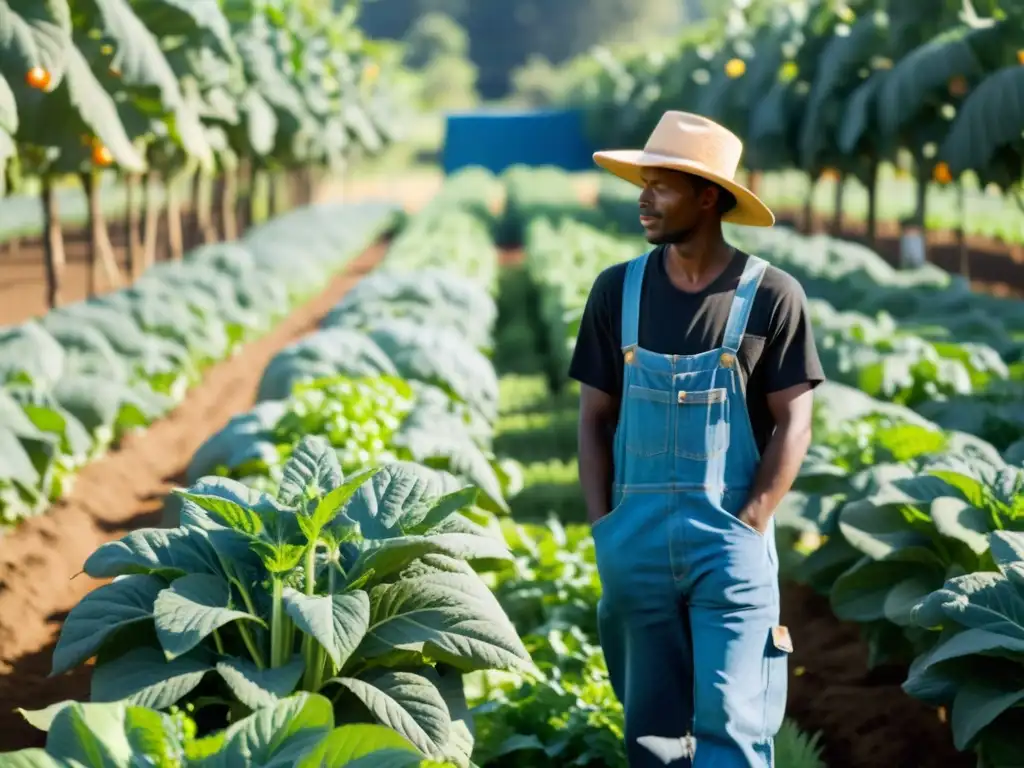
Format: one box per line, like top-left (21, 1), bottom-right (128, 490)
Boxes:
top-left (570, 111), bottom-right (824, 766)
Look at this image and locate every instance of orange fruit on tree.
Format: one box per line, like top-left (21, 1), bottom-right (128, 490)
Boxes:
top-left (933, 161), bottom-right (952, 184)
top-left (92, 143), bottom-right (113, 167)
top-left (25, 66), bottom-right (51, 90)
top-left (725, 58), bottom-right (746, 78)
top-left (1017, 50), bottom-right (1024, 65)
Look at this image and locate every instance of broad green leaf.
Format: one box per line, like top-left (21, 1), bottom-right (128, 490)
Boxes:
top-left (83, 526), bottom-right (214, 580)
top-left (407, 488), bottom-right (481, 534)
top-left (282, 590), bottom-right (369, 669)
top-left (0, 750), bottom-right (61, 766)
top-left (882, 576), bottom-right (939, 627)
top-left (217, 655), bottom-right (305, 711)
top-left (924, 572), bottom-right (1024, 640)
top-left (359, 570), bottom-right (530, 672)
top-left (17, 700), bottom-right (73, 733)
top-left (838, 493), bottom-right (931, 559)
top-left (331, 669), bottom-right (451, 757)
top-left (310, 467), bottom-right (380, 534)
top-left (344, 462), bottom-right (455, 539)
top-left (941, 65), bottom-right (1024, 177)
top-left (195, 692), bottom-right (333, 768)
top-left (44, 700), bottom-right (178, 766)
top-left (90, 646), bottom-right (211, 710)
top-left (27, 42), bottom-right (145, 171)
top-left (175, 491), bottom-right (263, 536)
top-left (154, 573), bottom-right (263, 659)
top-left (78, 0), bottom-right (212, 166)
top-left (951, 678), bottom-right (1024, 751)
top-left (241, 87), bottom-right (277, 156)
top-left (296, 724), bottom-right (422, 768)
top-left (930, 496), bottom-right (992, 555)
top-left (989, 530), bottom-right (1024, 573)
top-left (830, 553), bottom-right (943, 623)
top-left (278, 435), bottom-right (342, 509)
top-left (128, 0), bottom-right (235, 63)
top-left (349, 533), bottom-right (511, 586)
top-left (0, 0), bottom-right (72, 102)
top-left (51, 574), bottom-right (163, 676)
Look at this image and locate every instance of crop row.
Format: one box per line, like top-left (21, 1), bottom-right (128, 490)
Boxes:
top-left (0, 201), bottom-right (396, 530)
top-left (0, 173), bottom-right (538, 765)
top-left (513, 167), bottom-right (1024, 766)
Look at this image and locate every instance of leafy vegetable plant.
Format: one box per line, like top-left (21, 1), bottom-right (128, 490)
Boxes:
top-left (7, 691), bottom-right (443, 767)
top-left (50, 437), bottom-right (530, 765)
top-left (904, 530), bottom-right (1024, 767)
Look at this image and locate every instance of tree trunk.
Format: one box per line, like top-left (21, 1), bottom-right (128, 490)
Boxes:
top-left (865, 160), bottom-right (879, 249)
top-left (237, 160), bottom-right (252, 234)
top-left (81, 170), bottom-right (122, 294)
top-left (126, 173), bottom-right (142, 279)
top-left (831, 173), bottom-right (846, 234)
top-left (142, 170), bottom-right (160, 268)
top-left (194, 171), bottom-right (217, 244)
top-left (913, 162), bottom-right (929, 263)
top-left (268, 170), bottom-right (280, 218)
top-left (42, 178), bottom-right (65, 309)
top-left (250, 166), bottom-right (268, 225)
top-left (221, 168), bottom-right (238, 241)
top-left (802, 176), bottom-right (816, 233)
top-left (957, 182), bottom-right (969, 278)
top-left (165, 171), bottom-right (184, 260)
top-left (747, 170), bottom-right (762, 198)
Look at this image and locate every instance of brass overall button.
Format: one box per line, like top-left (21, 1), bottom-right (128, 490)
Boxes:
top-left (677, 391), bottom-right (687, 403)
top-left (720, 352), bottom-right (735, 368)
top-left (624, 349), bottom-right (635, 364)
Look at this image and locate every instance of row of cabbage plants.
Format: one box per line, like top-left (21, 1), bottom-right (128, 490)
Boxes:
top-left (0, 178), bottom-right (535, 766)
top-left (0, 200), bottom-right (397, 529)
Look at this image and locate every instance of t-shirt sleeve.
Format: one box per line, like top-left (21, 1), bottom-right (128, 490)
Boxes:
top-left (568, 269), bottom-right (622, 397)
top-left (762, 276), bottom-right (825, 394)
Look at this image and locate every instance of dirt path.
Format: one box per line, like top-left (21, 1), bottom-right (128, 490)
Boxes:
top-left (0, 243), bottom-right (385, 750)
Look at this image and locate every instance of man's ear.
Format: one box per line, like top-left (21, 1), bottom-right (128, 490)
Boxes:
top-left (698, 183), bottom-right (720, 212)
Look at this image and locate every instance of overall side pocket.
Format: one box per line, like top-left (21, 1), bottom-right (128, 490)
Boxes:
top-left (762, 625), bottom-right (792, 740)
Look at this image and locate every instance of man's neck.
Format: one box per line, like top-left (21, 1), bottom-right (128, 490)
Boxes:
top-left (664, 230), bottom-right (734, 293)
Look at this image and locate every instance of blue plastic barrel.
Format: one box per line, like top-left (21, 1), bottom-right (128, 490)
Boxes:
top-left (442, 108), bottom-right (595, 175)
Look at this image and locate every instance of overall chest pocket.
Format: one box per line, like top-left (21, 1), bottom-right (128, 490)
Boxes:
top-left (623, 385), bottom-right (671, 457)
top-left (674, 388), bottom-right (730, 460)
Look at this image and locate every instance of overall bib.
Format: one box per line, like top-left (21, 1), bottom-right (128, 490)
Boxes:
top-left (591, 251), bottom-right (789, 767)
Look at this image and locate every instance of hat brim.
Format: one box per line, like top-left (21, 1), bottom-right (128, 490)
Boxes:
top-left (592, 149), bottom-right (775, 228)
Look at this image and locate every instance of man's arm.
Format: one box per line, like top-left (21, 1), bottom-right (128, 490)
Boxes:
top-left (578, 384), bottom-right (619, 525)
top-left (739, 382), bottom-right (813, 533)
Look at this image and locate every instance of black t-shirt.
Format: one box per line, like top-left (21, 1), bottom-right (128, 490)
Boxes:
top-left (568, 246), bottom-right (825, 455)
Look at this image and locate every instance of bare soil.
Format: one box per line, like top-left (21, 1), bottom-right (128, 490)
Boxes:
top-left (0, 241), bottom-right (385, 749)
top-left (782, 582), bottom-right (970, 768)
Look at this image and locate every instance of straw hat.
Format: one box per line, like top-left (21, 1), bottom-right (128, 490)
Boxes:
top-left (593, 111), bottom-right (775, 227)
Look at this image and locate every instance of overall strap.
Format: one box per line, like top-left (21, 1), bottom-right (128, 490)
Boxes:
top-left (620, 251), bottom-right (650, 351)
top-left (721, 254), bottom-right (768, 353)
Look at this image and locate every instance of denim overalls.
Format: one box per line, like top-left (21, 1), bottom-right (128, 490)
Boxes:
top-left (591, 251), bottom-right (788, 767)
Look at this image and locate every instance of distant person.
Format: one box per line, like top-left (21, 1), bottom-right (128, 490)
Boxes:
top-left (571, 111), bottom-right (824, 767)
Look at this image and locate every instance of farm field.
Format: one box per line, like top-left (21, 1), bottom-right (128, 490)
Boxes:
top-left (0, 164), bottom-right (1019, 767)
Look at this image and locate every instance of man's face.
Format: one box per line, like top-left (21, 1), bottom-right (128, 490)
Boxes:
top-left (637, 168), bottom-right (716, 245)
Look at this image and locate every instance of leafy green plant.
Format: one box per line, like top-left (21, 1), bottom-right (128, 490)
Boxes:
top-left (50, 437), bottom-right (530, 765)
top-left (904, 530), bottom-right (1024, 767)
top-left (6, 691), bottom-right (444, 767)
